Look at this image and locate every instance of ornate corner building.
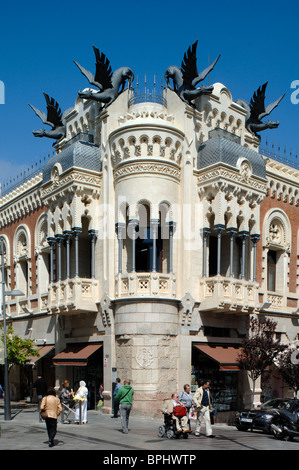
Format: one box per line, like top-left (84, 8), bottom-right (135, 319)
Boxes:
top-left (1, 44), bottom-right (298, 420)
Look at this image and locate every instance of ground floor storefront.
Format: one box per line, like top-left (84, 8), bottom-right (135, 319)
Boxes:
top-left (1, 310), bottom-right (293, 418)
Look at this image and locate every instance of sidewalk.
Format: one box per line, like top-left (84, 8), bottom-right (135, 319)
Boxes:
top-left (0, 403), bottom-right (295, 454)
top-left (0, 401), bottom-right (231, 452)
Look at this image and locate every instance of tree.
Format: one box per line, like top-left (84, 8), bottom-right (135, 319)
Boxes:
top-left (274, 340), bottom-right (299, 396)
top-left (237, 316), bottom-right (284, 405)
top-left (0, 324), bottom-right (40, 372)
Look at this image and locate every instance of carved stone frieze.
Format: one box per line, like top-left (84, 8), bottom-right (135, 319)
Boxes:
top-left (41, 169), bottom-right (102, 201)
top-left (114, 160), bottom-right (180, 182)
top-left (197, 167), bottom-right (267, 193)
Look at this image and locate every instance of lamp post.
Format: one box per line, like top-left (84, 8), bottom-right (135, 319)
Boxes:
top-left (0, 238), bottom-right (24, 420)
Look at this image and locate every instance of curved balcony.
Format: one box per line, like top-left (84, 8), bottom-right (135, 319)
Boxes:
top-left (128, 91), bottom-right (167, 108)
top-left (116, 272), bottom-right (176, 298)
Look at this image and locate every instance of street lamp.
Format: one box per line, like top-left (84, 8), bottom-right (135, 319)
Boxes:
top-left (0, 238), bottom-right (24, 420)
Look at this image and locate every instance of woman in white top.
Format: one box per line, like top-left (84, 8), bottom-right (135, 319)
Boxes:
top-left (75, 380), bottom-right (88, 424)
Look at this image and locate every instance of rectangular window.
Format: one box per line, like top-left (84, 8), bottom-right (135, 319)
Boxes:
top-left (267, 250), bottom-right (276, 291)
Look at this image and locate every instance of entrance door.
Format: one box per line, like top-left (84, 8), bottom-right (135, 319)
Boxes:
top-left (72, 346), bottom-right (103, 409)
top-left (191, 345), bottom-right (238, 411)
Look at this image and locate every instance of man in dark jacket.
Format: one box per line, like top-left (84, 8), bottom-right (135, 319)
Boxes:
top-left (33, 375), bottom-right (47, 421)
top-left (112, 378), bottom-right (121, 418)
top-left (115, 379), bottom-right (134, 434)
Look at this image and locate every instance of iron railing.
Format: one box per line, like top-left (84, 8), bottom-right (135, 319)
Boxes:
top-left (260, 146), bottom-right (299, 171)
top-left (128, 91), bottom-right (167, 108)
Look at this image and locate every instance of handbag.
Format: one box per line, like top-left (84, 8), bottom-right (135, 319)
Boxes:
top-left (40, 397), bottom-right (48, 420)
top-left (189, 406), bottom-right (197, 420)
top-left (173, 404), bottom-right (187, 417)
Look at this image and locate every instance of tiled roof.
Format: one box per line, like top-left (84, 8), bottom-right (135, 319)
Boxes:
top-left (42, 140), bottom-right (101, 183)
top-left (197, 133), bottom-right (266, 180)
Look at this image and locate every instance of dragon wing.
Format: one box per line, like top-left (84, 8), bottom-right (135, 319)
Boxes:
top-left (250, 82), bottom-right (285, 120)
top-left (249, 82), bottom-right (268, 120)
top-left (74, 60), bottom-right (103, 90)
top-left (181, 41), bottom-right (199, 87)
top-left (193, 54), bottom-right (221, 87)
top-left (259, 92), bottom-right (285, 120)
top-left (43, 93), bottom-right (63, 128)
top-left (28, 103), bottom-right (52, 127)
top-left (92, 46), bottom-right (113, 90)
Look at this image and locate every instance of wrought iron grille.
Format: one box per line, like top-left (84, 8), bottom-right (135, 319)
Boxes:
top-left (128, 91), bottom-right (167, 107)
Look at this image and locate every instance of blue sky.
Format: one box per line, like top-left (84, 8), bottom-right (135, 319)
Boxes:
top-left (0, 0), bottom-right (298, 186)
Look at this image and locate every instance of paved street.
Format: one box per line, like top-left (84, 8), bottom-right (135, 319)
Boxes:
top-left (0, 404), bottom-right (298, 458)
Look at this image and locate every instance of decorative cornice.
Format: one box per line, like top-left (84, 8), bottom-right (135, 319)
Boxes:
top-left (113, 159), bottom-right (181, 182)
top-left (0, 175), bottom-right (43, 228)
top-left (196, 164), bottom-right (267, 193)
top-left (41, 167), bottom-right (102, 200)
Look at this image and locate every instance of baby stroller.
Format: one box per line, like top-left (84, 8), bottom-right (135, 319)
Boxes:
top-left (158, 411), bottom-right (191, 439)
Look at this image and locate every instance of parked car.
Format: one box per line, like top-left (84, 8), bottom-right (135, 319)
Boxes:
top-left (235, 398), bottom-right (294, 433)
top-left (271, 400), bottom-right (299, 440)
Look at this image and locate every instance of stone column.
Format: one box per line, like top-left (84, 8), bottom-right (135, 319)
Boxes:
top-left (47, 237), bottom-right (56, 283)
top-left (63, 231), bottom-right (72, 280)
top-left (238, 231), bottom-right (249, 280)
top-left (55, 234), bottom-right (64, 281)
top-left (167, 221), bottom-right (176, 274)
top-left (151, 219), bottom-right (159, 273)
top-left (227, 228), bottom-right (237, 278)
top-left (128, 219), bottom-right (138, 273)
top-left (202, 228), bottom-right (210, 278)
top-left (115, 223), bottom-right (125, 275)
top-left (72, 227), bottom-right (82, 278)
top-left (88, 230), bottom-right (97, 279)
top-left (250, 234), bottom-right (260, 282)
top-left (214, 225), bottom-right (225, 276)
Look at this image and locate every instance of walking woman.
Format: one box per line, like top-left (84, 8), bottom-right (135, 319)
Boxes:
top-left (40, 387), bottom-right (62, 447)
top-left (74, 380), bottom-right (88, 424)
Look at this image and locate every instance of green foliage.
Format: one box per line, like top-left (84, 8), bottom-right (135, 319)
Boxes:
top-left (0, 323), bottom-right (40, 371)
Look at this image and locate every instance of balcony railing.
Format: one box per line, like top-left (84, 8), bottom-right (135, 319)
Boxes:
top-left (116, 272), bottom-right (176, 298)
top-left (199, 276), bottom-right (259, 313)
top-left (260, 146), bottom-right (299, 171)
top-left (48, 278), bottom-right (99, 314)
top-left (128, 91), bottom-right (167, 108)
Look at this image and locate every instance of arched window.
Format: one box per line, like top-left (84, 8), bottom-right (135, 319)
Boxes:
top-left (35, 215), bottom-right (50, 294)
top-left (262, 210), bottom-right (291, 294)
top-left (14, 226), bottom-right (30, 297)
top-left (78, 216), bottom-right (92, 278)
top-left (135, 203), bottom-right (162, 272)
top-left (119, 201), bottom-right (174, 275)
top-left (0, 236), bottom-right (10, 292)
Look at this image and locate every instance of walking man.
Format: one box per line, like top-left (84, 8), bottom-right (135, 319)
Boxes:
top-left (112, 378), bottom-right (121, 418)
top-left (193, 379), bottom-right (215, 437)
top-left (32, 375), bottom-right (47, 422)
top-left (115, 379), bottom-right (134, 434)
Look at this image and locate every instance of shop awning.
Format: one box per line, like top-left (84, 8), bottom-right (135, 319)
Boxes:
top-left (53, 343), bottom-right (102, 366)
top-left (28, 345), bottom-right (55, 365)
top-left (193, 344), bottom-right (241, 370)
